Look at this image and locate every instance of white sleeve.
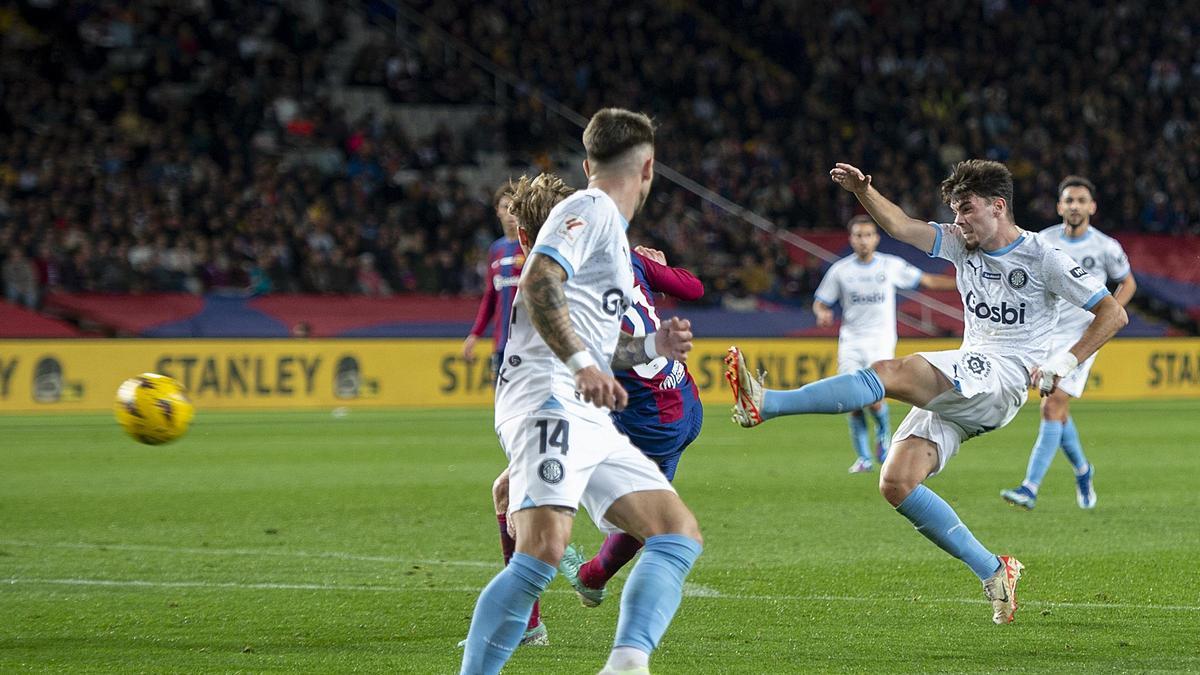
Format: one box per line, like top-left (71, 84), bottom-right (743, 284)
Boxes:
top-left (1044, 246), bottom-right (1109, 311)
top-left (1105, 238), bottom-right (1132, 281)
top-left (529, 200), bottom-right (609, 280)
top-left (927, 222), bottom-right (966, 263)
top-left (813, 264), bottom-right (841, 306)
top-left (891, 257), bottom-right (924, 290)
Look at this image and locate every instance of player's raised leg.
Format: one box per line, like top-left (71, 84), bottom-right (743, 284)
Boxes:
top-left (725, 348), bottom-right (949, 427)
top-left (1060, 416), bottom-right (1096, 508)
top-left (460, 505), bottom-right (570, 674)
top-left (883, 434), bottom-right (1023, 624)
top-left (598, 490), bottom-right (703, 674)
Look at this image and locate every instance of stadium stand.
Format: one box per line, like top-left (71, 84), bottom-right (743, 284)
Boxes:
top-left (0, 0), bottom-right (1196, 336)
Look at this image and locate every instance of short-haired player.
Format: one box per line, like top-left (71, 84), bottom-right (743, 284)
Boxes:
top-left (1000, 176), bottom-right (1137, 510)
top-left (724, 160), bottom-right (1127, 624)
top-left (460, 109), bottom-right (703, 675)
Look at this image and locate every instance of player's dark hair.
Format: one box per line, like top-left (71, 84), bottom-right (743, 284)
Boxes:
top-left (492, 182), bottom-right (515, 210)
top-left (846, 214), bottom-right (876, 232)
top-left (508, 173), bottom-right (577, 241)
top-left (940, 159), bottom-right (1015, 220)
top-left (1057, 175), bottom-right (1096, 200)
top-left (582, 108), bottom-right (655, 166)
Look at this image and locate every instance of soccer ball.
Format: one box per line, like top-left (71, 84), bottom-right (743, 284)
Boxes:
top-left (114, 373), bottom-right (195, 445)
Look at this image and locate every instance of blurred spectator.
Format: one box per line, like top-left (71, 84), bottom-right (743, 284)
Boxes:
top-left (0, 0), bottom-right (1196, 316)
top-left (3, 248), bottom-right (38, 307)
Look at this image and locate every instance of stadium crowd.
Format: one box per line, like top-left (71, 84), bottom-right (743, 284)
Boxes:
top-left (2, 0), bottom-right (1198, 311)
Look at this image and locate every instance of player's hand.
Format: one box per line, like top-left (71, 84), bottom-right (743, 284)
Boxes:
top-left (575, 366), bottom-right (628, 411)
top-left (656, 317), bottom-right (693, 362)
top-left (815, 306), bottom-right (833, 327)
top-left (1033, 352), bottom-right (1078, 397)
top-left (462, 334), bottom-right (478, 362)
top-left (830, 163), bottom-right (872, 194)
top-left (634, 245), bottom-right (667, 264)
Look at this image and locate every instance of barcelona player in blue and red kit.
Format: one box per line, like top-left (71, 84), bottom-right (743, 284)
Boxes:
top-left (557, 245), bottom-right (705, 607)
top-left (462, 184), bottom-right (525, 380)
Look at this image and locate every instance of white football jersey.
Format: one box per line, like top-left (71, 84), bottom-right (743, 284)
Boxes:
top-left (1036, 224), bottom-right (1131, 339)
top-left (814, 253), bottom-right (924, 345)
top-left (929, 222), bottom-right (1108, 371)
top-left (494, 189), bottom-right (634, 427)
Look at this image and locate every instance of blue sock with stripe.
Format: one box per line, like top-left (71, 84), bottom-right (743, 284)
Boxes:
top-left (762, 368), bottom-right (885, 420)
top-left (1060, 416), bottom-right (1090, 474)
top-left (613, 534), bottom-right (702, 654)
top-left (848, 412), bottom-right (872, 462)
top-left (896, 485), bottom-right (1000, 580)
top-left (1022, 419), bottom-right (1064, 492)
top-left (460, 553), bottom-right (556, 675)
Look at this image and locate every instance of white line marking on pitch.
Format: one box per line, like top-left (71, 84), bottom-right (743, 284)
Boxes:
top-left (4, 577), bottom-right (1197, 613)
top-left (0, 539), bottom-right (497, 569)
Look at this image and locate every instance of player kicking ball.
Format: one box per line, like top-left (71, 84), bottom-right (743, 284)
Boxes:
top-left (724, 160), bottom-right (1127, 623)
top-left (812, 214), bottom-right (955, 473)
top-left (1000, 175), bottom-right (1136, 510)
top-left (460, 109), bottom-right (703, 675)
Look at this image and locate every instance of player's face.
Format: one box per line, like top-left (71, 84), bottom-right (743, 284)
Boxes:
top-left (497, 196), bottom-right (519, 238)
top-left (849, 223), bottom-right (879, 258)
top-left (1057, 186), bottom-right (1096, 229)
top-left (952, 194), bottom-right (1003, 251)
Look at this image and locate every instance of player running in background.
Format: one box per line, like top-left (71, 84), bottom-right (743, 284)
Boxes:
top-left (460, 109), bottom-right (703, 675)
top-left (813, 214), bottom-right (956, 474)
top-left (463, 184), bottom-right (525, 380)
top-left (724, 160), bottom-right (1127, 624)
top-left (1001, 176), bottom-right (1137, 510)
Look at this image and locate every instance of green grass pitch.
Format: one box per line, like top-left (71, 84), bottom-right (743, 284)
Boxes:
top-left (1, 400), bottom-right (1197, 673)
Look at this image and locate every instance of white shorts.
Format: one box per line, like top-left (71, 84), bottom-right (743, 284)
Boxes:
top-left (1047, 333), bottom-right (1097, 398)
top-left (892, 349), bottom-right (1029, 475)
top-left (499, 406), bottom-right (675, 535)
top-left (837, 339), bottom-right (897, 374)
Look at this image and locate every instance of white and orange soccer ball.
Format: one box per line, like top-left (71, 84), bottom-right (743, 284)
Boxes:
top-left (113, 373), bottom-right (195, 445)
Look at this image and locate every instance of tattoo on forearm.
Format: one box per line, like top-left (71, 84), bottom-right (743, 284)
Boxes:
top-left (523, 256), bottom-right (585, 362)
top-left (612, 333), bottom-right (650, 370)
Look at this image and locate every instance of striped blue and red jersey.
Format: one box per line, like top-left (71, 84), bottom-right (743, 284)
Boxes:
top-left (469, 237), bottom-right (525, 351)
top-left (613, 251), bottom-right (704, 444)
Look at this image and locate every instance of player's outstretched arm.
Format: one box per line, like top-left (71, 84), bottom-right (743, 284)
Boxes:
top-left (1113, 271), bottom-right (1137, 307)
top-left (612, 317), bottom-right (693, 370)
top-left (812, 300), bottom-right (834, 327)
top-left (521, 254), bottom-right (628, 410)
top-left (918, 273), bottom-right (957, 291)
top-left (830, 163), bottom-right (937, 253)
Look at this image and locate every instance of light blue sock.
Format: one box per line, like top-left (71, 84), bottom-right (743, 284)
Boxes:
top-left (613, 534), bottom-right (702, 653)
top-left (870, 403), bottom-right (891, 451)
top-left (762, 368), bottom-right (885, 420)
top-left (896, 485), bottom-right (1000, 580)
top-left (848, 412), bottom-right (871, 462)
top-left (461, 553), bottom-right (556, 675)
top-left (1022, 419), bottom-right (1064, 492)
top-left (1060, 416), bottom-right (1089, 474)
